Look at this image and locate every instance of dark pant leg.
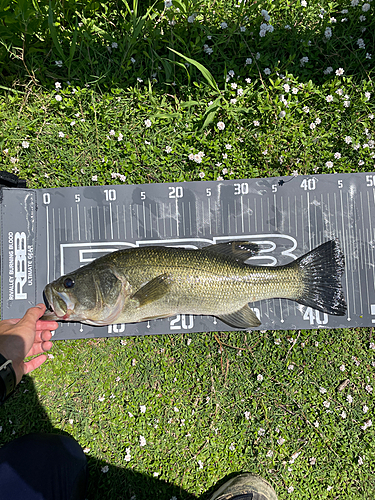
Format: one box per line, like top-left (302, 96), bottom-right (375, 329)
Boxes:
top-left (0, 433), bottom-right (87, 500)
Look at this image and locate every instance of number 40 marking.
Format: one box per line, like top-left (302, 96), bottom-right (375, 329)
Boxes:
top-left (303, 307), bottom-right (328, 325)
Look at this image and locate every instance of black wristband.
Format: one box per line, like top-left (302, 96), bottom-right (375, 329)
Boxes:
top-left (0, 353), bottom-right (17, 404)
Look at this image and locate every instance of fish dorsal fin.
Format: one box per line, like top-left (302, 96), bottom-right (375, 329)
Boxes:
top-left (202, 241), bottom-right (259, 262)
top-left (131, 274), bottom-right (171, 307)
top-left (218, 304), bottom-right (261, 329)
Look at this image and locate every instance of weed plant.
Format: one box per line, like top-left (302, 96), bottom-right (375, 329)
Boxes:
top-left (0, 0), bottom-right (374, 499)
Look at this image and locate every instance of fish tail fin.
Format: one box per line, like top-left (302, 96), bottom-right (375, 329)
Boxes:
top-left (295, 239), bottom-right (346, 316)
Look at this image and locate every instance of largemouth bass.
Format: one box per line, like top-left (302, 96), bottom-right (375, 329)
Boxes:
top-left (42, 240), bottom-right (346, 329)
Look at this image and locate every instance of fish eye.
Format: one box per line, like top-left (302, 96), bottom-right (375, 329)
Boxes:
top-left (63, 277), bottom-right (75, 289)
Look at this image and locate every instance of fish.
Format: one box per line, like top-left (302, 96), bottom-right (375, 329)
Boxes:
top-left (41, 239), bottom-right (346, 329)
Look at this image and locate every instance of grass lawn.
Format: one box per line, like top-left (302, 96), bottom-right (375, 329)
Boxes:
top-left (0, 0), bottom-right (374, 498)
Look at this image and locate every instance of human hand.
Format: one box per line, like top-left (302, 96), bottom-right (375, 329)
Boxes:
top-left (0, 304), bottom-right (58, 384)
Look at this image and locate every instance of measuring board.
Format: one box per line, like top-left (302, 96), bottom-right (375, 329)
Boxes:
top-left (1, 172), bottom-right (375, 340)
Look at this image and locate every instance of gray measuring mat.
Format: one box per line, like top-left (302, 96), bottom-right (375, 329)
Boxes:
top-left (1, 172), bottom-right (375, 340)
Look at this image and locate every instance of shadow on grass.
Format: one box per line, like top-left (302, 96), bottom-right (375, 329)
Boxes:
top-left (0, 375), bottom-right (241, 500)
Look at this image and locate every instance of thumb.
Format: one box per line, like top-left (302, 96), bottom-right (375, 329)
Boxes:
top-left (17, 304), bottom-right (46, 328)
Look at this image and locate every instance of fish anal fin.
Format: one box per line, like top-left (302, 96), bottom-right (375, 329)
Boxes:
top-left (202, 241), bottom-right (259, 262)
top-left (218, 304), bottom-right (261, 329)
top-left (132, 274), bottom-right (171, 308)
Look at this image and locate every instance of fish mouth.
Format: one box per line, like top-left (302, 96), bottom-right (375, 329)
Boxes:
top-left (41, 286), bottom-right (74, 321)
top-left (43, 290), bottom-right (53, 312)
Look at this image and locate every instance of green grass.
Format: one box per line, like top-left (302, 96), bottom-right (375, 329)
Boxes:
top-left (0, 0), bottom-right (375, 498)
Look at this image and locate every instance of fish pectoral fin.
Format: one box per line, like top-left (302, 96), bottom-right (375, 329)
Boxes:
top-left (131, 274), bottom-right (172, 308)
top-left (218, 305), bottom-right (261, 329)
top-left (202, 241), bottom-right (259, 262)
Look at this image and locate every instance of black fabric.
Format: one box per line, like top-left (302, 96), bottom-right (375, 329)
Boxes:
top-left (0, 433), bottom-right (87, 500)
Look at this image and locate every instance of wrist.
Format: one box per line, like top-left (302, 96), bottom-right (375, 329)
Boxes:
top-left (0, 353), bottom-right (17, 404)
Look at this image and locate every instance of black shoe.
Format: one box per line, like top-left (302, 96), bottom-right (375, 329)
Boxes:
top-left (209, 473), bottom-right (278, 500)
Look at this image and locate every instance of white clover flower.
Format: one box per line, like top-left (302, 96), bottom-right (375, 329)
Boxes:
top-left (266, 450), bottom-right (273, 457)
top-left (365, 384), bottom-right (373, 393)
top-left (55, 95), bottom-right (62, 102)
top-left (199, 172), bottom-right (205, 178)
top-left (362, 3), bottom-right (370, 12)
top-left (198, 460), bottom-right (203, 469)
top-left (144, 119), bottom-right (152, 128)
top-left (228, 69), bottom-right (235, 77)
top-left (244, 411), bottom-right (250, 420)
top-left (300, 56), bottom-right (309, 66)
top-left (101, 465), bottom-right (109, 473)
top-left (130, 57), bottom-right (136, 63)
top-left (365, 92), bottom-right (371, 100)
top-left (301, 0), bottom-right (307, 6)
top-left (363, 405), bottom-right (369, 413)
top-left (309, 457), bottom-right (316, 465)
top-left (279, 111), bottom-right (286, 118)
top-left (334, 152), bottom-right (341, 159)
top-left (55, 81), bottom-right (61, 89)
top-left (357, 38), bottom-right (365, 49)
top-left (217, 121), bottom-right (225, 130)
top-left (343, 101), bottom-right (350, 107)
top-left (325, 27), bottom-right (332, 39)
top-left (323, 401), bottom-right (330, 408)
top-left (58, 131), bottom-right (65, 138)
top-left (366, 53), bottom-right (372, 59)
top-left (288, 364), bottom-right (294, 370)
top-left (285, 24), bottom-right (291, 29)
top-left (257, 374), bottom-right (264, 382)
top-left (315, 117), bottom-right (321, 124)
top-left (277, 437), bottom-right (285, 445)
top-left (345, 136), bottom-right (352, 144)
top-left (229, 443), bottom-right (236, 451)
top-left (164, 0), bottom-right (172, 8)
top-left (303, 106), bottom-right (309, 113)
top-left (336, 68), bottom-right (344, 76)
top-left (340, 364), bottom-right (346, 371)
top-left (314, 421), bottom-right (319, 428)
top-left (264, 68), bottom-right (271, 75)
top-left (341, 411), bottom-right (347, 419)
top-left (287, 486), bottom-right (294, 494)
top-left (358, 456), bottom-right (364, 465)
top-left (360, 15), bottom-right (366, 21)
top-left (326, 95), bottom-right (333, 102)
top-left (324, 66), bottom-right (333, 75)
top-left (253, 120), bottom-right (260, 126)
top-left (165, 146), bottom-right (172, 153)
top-left (240, 26), bottom-right (246, 32)
top-left (326, 161), bottom-right (333, 168)
top-left (319, 387), bottom-right (327, 394)
top-left (111, 42), bottom-right (118, 48)
top-left (283, 84), bottom-right (290, 93)
top-left (221, 22), bottom-right (228, 29)
top-left (237, 88), bottom-right (244, 96)
top-left (347, 394), bottom-right (353, 403)
top-left (258, 428), bottom-right (265, 436)
top-left (245, 58), bottom-right (252, 65)
top-left (140, 405), bottom-right (146, 413)
top-left (139, 435), bottom-right (146, 446)
top-left (22, 140), bottom-right (30, 148)
top-left (124, 448), bottom-right (131, 461)
top-left (351, 0), bottom-right (359, 6)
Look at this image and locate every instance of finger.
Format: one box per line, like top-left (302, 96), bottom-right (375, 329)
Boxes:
top-left (17, 304), bottom-right (46, 328)
top-left (26, 341), bottom-right (53, 357)
top-left (36, 320), bottom-right (59, 331)
top-left (34, 329), bottom-right (53, 343)
top-left (22, 355), bottom-right (48, 375)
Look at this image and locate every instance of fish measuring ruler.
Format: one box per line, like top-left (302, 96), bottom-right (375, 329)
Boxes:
top-left (1, 172), bottom-right (375, 340)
